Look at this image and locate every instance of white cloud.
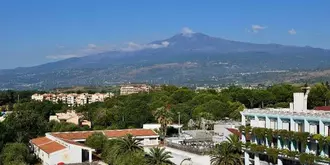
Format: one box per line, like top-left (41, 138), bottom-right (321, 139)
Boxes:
top-left (47, 41), bottom-right (170, 59)
top-left (87, 44), bottom-right (97, 49)
top-left (288, 28), bottom-right (297, 35)
top-left (46, 54), bottom-right (80, 59)
top-left (56, 44), bottom-right (65, 49)
top-left (181, 27), bottom-right (195, 36)
top-left (47, 44), bottom-right (111, 60)
top-left (251, 25), bottom-right (267, 33)
top-left (121, 41), bottom-right (170, 51)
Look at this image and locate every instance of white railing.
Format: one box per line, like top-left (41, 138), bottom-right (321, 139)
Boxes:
top-left (243, 108), bottom-right (330, 118)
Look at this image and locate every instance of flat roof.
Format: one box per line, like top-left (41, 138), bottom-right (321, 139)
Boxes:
top-left (50, 129), bottom-right (158, 140)
top-left (242, 108), bottom-right (330, 119)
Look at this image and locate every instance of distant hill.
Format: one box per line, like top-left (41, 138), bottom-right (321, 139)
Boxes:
top-left (1, 32), bottom-right (330, 89)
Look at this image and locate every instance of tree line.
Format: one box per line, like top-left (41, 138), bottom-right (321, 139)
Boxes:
top-left (0, 83), bottom-right (330, 164)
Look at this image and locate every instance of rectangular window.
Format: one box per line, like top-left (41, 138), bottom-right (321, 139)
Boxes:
top-left (310, 124), bottom-right (317, 134)
top-left (270, 119), bottom-right (277, 129)
top-left (298, 124), bottom-right (303, 132)
top-left (259, 120), bottom-right (266, 128)
top-left (283, 121), bottom-right (290, 131)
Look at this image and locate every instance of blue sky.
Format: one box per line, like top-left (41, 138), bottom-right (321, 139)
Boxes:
top-left (1, 0), bottom-right (330, 69)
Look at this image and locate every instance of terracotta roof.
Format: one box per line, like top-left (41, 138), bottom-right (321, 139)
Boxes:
top-left (227, 128), bottom-right (240, 136)
top-left (51, 131), bottom-right (95, 140)
top-left (61, 139), bottom-right (88, 148)
top-left (50, 129), bottom-right (157, 140)
top-left (314, 106), bottom-right (330, 111)
top-left (104, 129), bottom-right (157, 138)
top-left (226, 128), bottom-right (251, 141)
top-left (31, 137), bottom-right (53, 146)
top-left (38, 141), bottom-right (66, 154)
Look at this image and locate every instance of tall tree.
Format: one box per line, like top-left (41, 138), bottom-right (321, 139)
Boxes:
top-left (308, 83), bottom-right (329, 108)
top-left (154, 106), bottom-right (173, 138)
top-left (146, 147), bottom-right (173, 165)
top-left (226, 134), bottom-right (242, 153)
top-left (114, 134), bottom-right (143, 156)
top-left (210, 141), bottom-right (243, 165)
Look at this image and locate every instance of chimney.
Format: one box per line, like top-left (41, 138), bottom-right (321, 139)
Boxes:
top-left (293, 93), bottom-right (304, 111)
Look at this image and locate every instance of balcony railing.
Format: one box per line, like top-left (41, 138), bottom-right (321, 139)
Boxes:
top-left (243, 108), bottom-right (330, 118)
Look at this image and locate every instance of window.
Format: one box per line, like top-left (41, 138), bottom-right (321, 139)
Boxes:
top-left (270, 119), bottom-right (277, 129)
top-left (310, 124), bottom-right (317, 134)
top-left (149, 138), bottom-right (157, 140)
top-left (295, 121), bottom-right (303, 132)
top-left (298, 123), bottom-right (303, 132)
top-left (282, 120), bottom-right (290, 131)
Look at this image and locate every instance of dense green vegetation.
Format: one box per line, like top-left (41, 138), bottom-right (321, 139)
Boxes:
top-left (0, 83), bottom-right (330, 164)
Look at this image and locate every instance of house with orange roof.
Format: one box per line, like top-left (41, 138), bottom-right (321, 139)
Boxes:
top-left (49, 110), bottom-right (91, 128)
top-left (30, 136), bottom-right (95, 165)
top-left (30, 129), bottom-right (159, 165)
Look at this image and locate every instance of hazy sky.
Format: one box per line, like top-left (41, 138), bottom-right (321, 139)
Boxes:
top-left (1, 0), bottom-right (330, 69)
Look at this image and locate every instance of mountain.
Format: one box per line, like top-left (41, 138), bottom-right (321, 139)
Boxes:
top-left (1, 32), bottom-right (330, 89)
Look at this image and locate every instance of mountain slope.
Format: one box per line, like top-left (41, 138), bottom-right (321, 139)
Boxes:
top-left (1, 32), bottom-right (330, 89)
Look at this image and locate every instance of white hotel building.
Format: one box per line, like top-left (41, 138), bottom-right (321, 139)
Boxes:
top-left (30, 129), bottom-right (159, 165)
top-left (241, 88), bottom-right (330, 165)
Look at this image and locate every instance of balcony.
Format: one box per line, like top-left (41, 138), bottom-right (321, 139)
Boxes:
top-left (243, 108), bottom-right (330, 119)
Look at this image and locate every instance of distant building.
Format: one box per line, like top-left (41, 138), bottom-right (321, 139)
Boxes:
top-left (90, 92), bottom-right (113, 103)
top-left (0, 111), bottom-right (12, 122)
top-left (31, 94), bottom-right (44, 101)
top-left (31, 92), bottom-right (113, 106)
top-left (120, 84), bottom-right (150, 95)
top-left (49, 110), bottom-right (91, 128)
top-left (30, 129), bottom-right (159, 165)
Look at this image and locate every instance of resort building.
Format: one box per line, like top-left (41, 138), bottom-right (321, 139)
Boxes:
top-left (31, 92), bottom-right (113, 106)
top-left (120, 84), bottom-right (150, 95)
top-left (49, 110), bottom-right (91, 128)
top-left (240, 87), bottom-right (330, 165)
top-left (30, 129), bottom-right (159, 165)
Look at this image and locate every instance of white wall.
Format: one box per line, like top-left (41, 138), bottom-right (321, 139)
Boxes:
top-left (49, 146), bottom-right (81, 165)
top-left (293, 93), bottom-right (304, 111)
top-left (143, 124), bottom-right (161, 130)
top-left (142, 138), bottom-right (159, 146)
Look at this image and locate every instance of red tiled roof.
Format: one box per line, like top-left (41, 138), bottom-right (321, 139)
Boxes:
top-left (60, 139), bottom-right (88, 148)
top-left (51, 131), bottom-right (95, 140)
top-left (31, 137), bottom-right (52, 146)
top-left (227, 128), bottom-right (240, 136)
top-left (50, 129), bottom-right (157, 140)
top-left (314, 106), bottom-right (330, 111)
top-left (104, 129), bottom-right (157, 138)
top-left (226, 128), bottom-right (251, 141)
top-left (38, 141), bottom-right (66, 154)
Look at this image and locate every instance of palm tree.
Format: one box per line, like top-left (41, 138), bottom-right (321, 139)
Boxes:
top-left (210, 142), bottom-right (243, 165)
top-left (146, 147), bottom-right (173, 165)
top-left (114, 134), bottom-right (143, 156)
top-left (154, 106), bottom-right (173, 137)
top-left (226, 134), bottom-right (242, 153)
